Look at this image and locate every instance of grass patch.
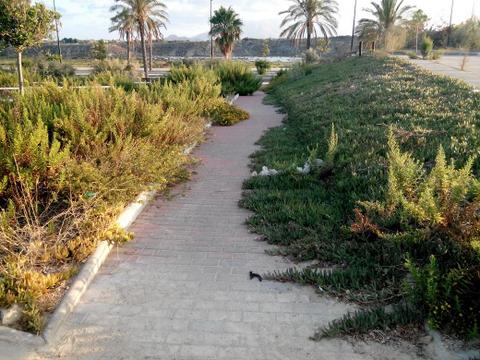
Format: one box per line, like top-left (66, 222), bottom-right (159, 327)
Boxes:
top-left (241, 56), bottom-right (480, 339)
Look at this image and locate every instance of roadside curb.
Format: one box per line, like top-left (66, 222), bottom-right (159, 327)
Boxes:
top-left (42, 189), bottom-right (156, 344)
top-left (0, 190), bottom-right (156, 346)
top-left (0, 325), bottom-right (46, 347)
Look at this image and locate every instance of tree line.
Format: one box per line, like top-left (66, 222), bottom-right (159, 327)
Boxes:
top-left (1, 0), bottom-right (479, 94)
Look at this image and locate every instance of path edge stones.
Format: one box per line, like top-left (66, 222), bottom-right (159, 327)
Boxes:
top-left (0, 189), bottom-right (156, 346)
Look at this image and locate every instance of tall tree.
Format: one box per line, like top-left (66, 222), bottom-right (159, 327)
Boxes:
top-left (0, 0), bottom-right (58, 95)
top-left (110, 7), bottom-right (136, 65)
top-left (209, 6), bottom-right (243, 60)
top-left (112, 0), bottom-right (168, 80)
top-left (453, 17), bottom-right (480, 50)
top-left (410, 9), bottom-right (429, 54)
top-left (279, 0), bottom-right (338, 50)
top-left (357, 0), bottom-right (413, 50)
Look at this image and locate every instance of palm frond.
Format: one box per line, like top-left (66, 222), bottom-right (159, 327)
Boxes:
top-left (279, 0), bottom-right (339, 49)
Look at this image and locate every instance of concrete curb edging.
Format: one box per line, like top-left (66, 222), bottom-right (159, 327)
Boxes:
top-left (0, 324), bottom-right (46, 347)
top-left (42, 189), bottom-right (157, 344)
top-left (42, 241), bottom-right (113, 343)
top-left (0, 128), bottom-right (206, 347)
top-left (0, 190), bottom-right (156, 346)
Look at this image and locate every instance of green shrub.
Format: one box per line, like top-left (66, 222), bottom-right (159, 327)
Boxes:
top-left (36, 61), bottom-right (75, 79)
top-left (91, 40), bottom-right (107, 60)
top-left (168, 58), bottom-right (200, 68)
top-left (255, 60), bottom-right (271, 75)
top-left (264, 64), bottom-right (316, 94)
top-left (207, 100), bottom-right (249, 126)
top-left (163, 65), bottom-right (222, 117)
top-left (406, 51), bottom-right (419, 59)
top-left (168, 64), bottom-right (219, 87)
top-left (0, 72), bottom-right (220, 333)
top-left (0, 70), bottom-right (18, 87)
top-left (92, 59), bottom-right (125, 74)
top-left (264, 68), bottom-right (291, 92)
top-left (431, 50), bottom-right (444, 60)
top-left (214, 61), bottom-right (262, 96)
top-left (421, 36), bottom-right (434, 59)
top-left (304, 49), bottom-right (320, 64)
top-left (355, 133), bottom-right (480, 336)
top-left (86, 60), bottom-right (142, 91)
top-left (91, 71), bottom-right (137, 92)
top-left (20, 58), bottom-right (34, 69)
top-left (0, 66), bottom-right (39, 87)
top-left (92, 59), bottom-right (139, 78)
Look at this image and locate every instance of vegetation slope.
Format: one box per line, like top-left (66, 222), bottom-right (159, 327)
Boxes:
top-left (241, 56), bottom-right (480, 339)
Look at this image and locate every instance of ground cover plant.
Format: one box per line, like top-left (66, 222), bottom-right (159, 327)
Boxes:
top-left (241, 56), bottom-right (480, 340)
top-left (0, 66), bottom-right (221, 333)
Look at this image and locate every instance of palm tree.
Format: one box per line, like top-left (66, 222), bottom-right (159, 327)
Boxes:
top-left (209, 6), bottom-right (243, 60)
top-left (111, 0), bottom-right (167, 80)
top-left (357, 0), bottom-right (413, 50)
top-left (109, 8), bottom-right (136, 65)
top-left (279, 0), bottom-right (339, 50)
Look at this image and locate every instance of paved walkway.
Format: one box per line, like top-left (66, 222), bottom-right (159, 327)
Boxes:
top-left (406, 55), bottom-right (480, 89)
top-left (4, 93), bottom-right (425, 360)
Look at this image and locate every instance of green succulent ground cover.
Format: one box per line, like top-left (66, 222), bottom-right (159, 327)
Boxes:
top-left (240, 56), bottom-right (480, 339)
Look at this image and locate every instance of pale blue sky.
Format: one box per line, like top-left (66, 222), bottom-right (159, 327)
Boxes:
top-left (40, 0), bottom-right (478, 40)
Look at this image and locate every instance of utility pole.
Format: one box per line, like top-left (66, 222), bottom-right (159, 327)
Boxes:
top-left (350, 0), bottom-right (358, 53)
top-left (447, 0), bottom-right (454, 47)
top-left (53, 0), bottom-right (62, 62)
top-left (210, 0), bottom-right (214, 62)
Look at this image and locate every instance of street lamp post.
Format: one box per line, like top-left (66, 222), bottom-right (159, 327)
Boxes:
top-left (210, 0), bottom-right (214, 62)
top-left (447, 0), bottom-right (454, 47)
top-left (53, 0), bottom-right (62, 62)
top-left (350, 0), bottom-right (358, 53)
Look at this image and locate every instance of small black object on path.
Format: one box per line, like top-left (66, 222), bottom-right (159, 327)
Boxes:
top-left (249, 271), bottom-right (263, 282)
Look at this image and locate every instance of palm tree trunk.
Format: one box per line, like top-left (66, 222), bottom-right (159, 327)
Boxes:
top-left (127, 32), bottom-right (131, 65)
top-left (16, 51), bottom-right (24, 96)
top-left (139, 22), bottom-right (149, 81)
top-left (225, 44), bottom-right (233, 60)
top-left (148, 34), bottom-right (153, 71)
top-left (306, 30), bottom-right (312, 50)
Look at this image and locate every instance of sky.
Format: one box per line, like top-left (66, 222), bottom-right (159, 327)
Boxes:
top-left (40, 0), bottom-right (479, 40)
